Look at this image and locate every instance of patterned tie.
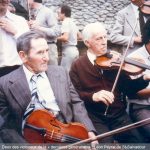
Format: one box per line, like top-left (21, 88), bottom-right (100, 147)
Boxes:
top-left (22, 74), bottom-right (66, 127)
top-left (23, 74), bottom-right (39, 120)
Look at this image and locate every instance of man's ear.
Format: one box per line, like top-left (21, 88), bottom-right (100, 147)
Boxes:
top-left (84, 40), bottom-right (90, 48)
top-left (18, 51), bottom-right (28, 63)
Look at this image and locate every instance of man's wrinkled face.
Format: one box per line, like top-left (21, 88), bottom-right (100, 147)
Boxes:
top-left (86, 30), bottom-right (108, 56)
top-left (20, 38), bottom-right (50, 74)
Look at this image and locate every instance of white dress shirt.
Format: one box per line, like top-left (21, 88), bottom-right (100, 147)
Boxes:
top-left (23, 65), bottom-right (60, 112)
top-left (61, 17), bottom-right (79, 47)
top-left (0, 10), bottom-right (29, 67)
top-left (87, 51), bottom-right (96, 65)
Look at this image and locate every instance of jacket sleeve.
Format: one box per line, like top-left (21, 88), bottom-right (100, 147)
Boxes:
top-left (0, 81), bottom-right (27, 143)
top-left (0, 129), bottom-right (27, 143)
top-left (65, 69), bottom-right (96, 132)
top-left (119, 73), bottom-right (149, 98)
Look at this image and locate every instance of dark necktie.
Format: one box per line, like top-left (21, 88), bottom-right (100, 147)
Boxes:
top-left (139, 10), bottom-right (145, 34)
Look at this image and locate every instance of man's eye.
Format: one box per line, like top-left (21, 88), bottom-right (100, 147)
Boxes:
top-left (38, 51), bottom-right (44, 55)
top-left (97, 37), bottom-right (102, 40)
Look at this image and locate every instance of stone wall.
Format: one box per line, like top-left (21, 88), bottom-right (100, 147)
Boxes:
top-left (44, 0), bottom-right (130, 33)
top-left (12, 0), bottom-right (131, 53)
top-left (13, 0), bottom-right (130, 32)
top-left (43, 0), bottom-right (130, 53)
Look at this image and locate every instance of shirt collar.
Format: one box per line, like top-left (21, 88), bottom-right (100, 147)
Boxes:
top-left (23, 65), bottom-right (46, 83)
top-left (23, 65), bottom-right (34, 83)
top-left (87, 51), bottom-right (96, 65)
top-left (3, 10), bottom-right (14, 21)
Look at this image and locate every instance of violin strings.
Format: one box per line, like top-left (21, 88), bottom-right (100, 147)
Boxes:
top-left (47, 135), bottom-right (80, 143)
top-left (46, 134), bottom-right (78, 143)
top-left (46, 132), bottom-right (81, 143)
top-left (45, 133), bottom-right (75, 143)
top-left (45, 131), bottom-right (81, 143)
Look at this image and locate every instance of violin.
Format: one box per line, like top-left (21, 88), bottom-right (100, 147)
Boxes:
top-left (23, 109), bottom-right (88, 143)
top-left (132, 0), bottom-right (150, 15)
top-left (95, 51), bottom-right (150, 75)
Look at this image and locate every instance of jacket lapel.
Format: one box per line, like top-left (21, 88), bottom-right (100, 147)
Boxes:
top-left (125, 5), bottom-right (140, 35)
top-left (46, 67), bottom-right (66, 113)
top-left (8, 67), bottom-right (31, 111)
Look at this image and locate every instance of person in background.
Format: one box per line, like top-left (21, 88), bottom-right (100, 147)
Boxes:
top-left (10, 1), bottom-right (29, 20)
top-left (70, 22), bottom-right (150, 143)
top-left (57, 5), bottom-right (82, 72)
top-left (0, 0), bottom-right (29, 77)
top-left (0, 30), bottom-right (98, 147)
top-left (8, 2), bottom-right (16, 13)
top-left (109, 0), bottom-right (150, 55)
top-left (127, 18), bottom-right (150, 142)
top-left (28, 0), bottom-right (61, 65)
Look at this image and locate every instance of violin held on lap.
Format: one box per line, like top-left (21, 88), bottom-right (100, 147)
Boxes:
top-left (95, 51), bottom-right (150, 75)
top-left (23, 109), bottom-right (88, 143)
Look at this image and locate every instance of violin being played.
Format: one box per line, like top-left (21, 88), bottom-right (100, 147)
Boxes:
top-left (95, 51), bottom-right (150, 75)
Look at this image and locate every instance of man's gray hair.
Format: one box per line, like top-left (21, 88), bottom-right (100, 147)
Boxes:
top-left (17, 30), bottom-right (46, 54)
top-left (82, 22), bottom-right (106, 43)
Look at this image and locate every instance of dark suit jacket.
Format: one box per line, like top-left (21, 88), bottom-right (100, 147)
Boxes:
top-left (0, 65), bottom-right (95, 143)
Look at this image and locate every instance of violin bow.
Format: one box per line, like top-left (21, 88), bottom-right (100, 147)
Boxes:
top-left (58, 117), bottom-right (150, 149)
top-left (104, 17), bottom-right (140, 116)
top-left (26, 0), bottom-right (31, 20)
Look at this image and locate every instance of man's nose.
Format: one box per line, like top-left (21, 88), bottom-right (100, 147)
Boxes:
top-left (102, 37), bottom-right (107, 43)
top-left (42, 52), bottom-right (49, 61)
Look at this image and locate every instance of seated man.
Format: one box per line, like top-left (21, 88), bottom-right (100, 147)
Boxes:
top-left (70, 22), bottom-right (150, 143)
top-left (0, 30), bottom-right (98, 146)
